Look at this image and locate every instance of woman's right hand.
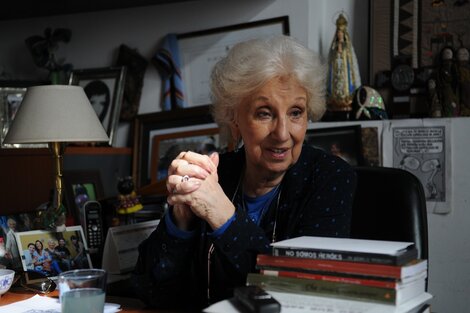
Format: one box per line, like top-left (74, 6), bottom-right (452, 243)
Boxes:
top-left (166, 151), bottom-right (216, 231)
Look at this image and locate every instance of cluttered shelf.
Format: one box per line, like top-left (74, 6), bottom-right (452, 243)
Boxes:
top-left (0, 146), bottom-right (132, 215)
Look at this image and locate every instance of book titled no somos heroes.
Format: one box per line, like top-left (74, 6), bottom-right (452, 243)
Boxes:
top-left (270, 236), bottom-right (418, 266)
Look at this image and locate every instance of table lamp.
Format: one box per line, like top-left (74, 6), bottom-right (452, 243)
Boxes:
top-left (4, 85), bottom-right (109, 231)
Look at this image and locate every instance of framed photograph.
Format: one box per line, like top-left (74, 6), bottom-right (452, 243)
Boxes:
top-left (15, 225), bottom-right (92, 280)
top-left (63, 170), bottom-right (104, 225)
top-left (68, 66), bottom-right (127, 146)
top-left (0, 82), bottom-right (48, 148)
top-left (305, 125), bottom-right (364, 166)
top-left (0, 213), bottom-right (38, 270)
top-left (133, 105), bottom-right (217, 188)
top-left (150, 127), bottom-right (222, 183)
top-left (177, 16), bottom-right (289, 107)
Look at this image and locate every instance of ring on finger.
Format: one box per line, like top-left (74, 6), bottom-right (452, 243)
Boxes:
top-left (181, 175), bottom-right (190, 182)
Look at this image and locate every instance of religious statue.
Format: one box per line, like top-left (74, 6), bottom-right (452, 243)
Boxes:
top-left (326, 13), bottom-right (362, 115)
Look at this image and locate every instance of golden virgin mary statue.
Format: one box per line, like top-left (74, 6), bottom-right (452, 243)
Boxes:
top-left (327, 13), bottom-right (361, 113)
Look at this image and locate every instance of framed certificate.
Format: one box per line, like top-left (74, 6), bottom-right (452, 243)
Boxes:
top-left (178, 16), bottom-right (289, 107)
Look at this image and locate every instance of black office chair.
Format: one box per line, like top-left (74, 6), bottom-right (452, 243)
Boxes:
top-left (351, 166), bottom-right (428, 261)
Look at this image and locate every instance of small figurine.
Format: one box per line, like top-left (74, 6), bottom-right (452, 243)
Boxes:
top-left (436, 46), bottom-right (460, 116)
top-left (116, 177), bottom-right (143, 214)
top-left (456, 46), bottom-right (470, 116)
top-left (427, 78), bottom-right (442, 117)
top-left (351, 85), bottom-right (388, 120)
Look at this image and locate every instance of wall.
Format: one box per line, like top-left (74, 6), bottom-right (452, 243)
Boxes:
top-left (0, 0), bottom-right (368, 147)
top-left (0, 0), bottom-right (467, 311)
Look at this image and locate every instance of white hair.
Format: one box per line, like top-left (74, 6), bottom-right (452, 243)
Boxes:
top-left (210, 35), bottom-right (326, 138)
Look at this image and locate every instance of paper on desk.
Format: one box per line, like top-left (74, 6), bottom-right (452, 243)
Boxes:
top-left (0, 294), bottom-right (121, 313)
top-left (204, 291), bottom-right (432, 313)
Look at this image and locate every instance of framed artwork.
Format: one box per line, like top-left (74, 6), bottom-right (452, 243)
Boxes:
top-left (361, 127), bottom-right (381, 167)
top-left (305, 125), bottom-right (364, 166)
top-left (15, 225), bottom-right (92, 280)
top-left (63, 170), bottom-right (104, 225)
top-left (150, 127), bottom-right (221, 183)
top-left (68, 66), bottom-right (127, 146)
top-left (0, 82), bottom-right (48, 148)
top-left (177, 16), bottom-right (289, 107)
top-left (133, 105), bottom-right (216, 188)
top-left (420, 0), bottom-right (470, 68)
top-left (115, 44), bottom-right (148, 121)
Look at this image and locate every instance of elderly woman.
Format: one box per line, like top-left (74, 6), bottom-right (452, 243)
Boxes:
top-left (131, 35), bottom-right (356, 310)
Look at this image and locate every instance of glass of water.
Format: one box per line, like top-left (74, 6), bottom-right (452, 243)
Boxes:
top-left (58, 269), bottom-right (107, 313)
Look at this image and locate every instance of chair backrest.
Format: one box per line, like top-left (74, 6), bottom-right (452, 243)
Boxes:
top-left (351, 166), bottom-right (429, 260)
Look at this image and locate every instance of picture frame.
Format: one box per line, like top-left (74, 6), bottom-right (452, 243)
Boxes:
top-left (68, 66), bottom-right (127, 146)
top-left (0, 212), bottom-right (38, 270)
top-left (305, 125), bottom-right (364, 166)
top-left (177, 16), bottom-right (289, 107)
top-left (150, 127), bottom-right (221, 183)
top-left (132, 105), bottom-right (216, 188)
top-left (115, 44), bottom-right (148, 121)
top-left (15, 225), bottom-right (92, 280)
top-left (63, 170), bottom-right (104, 225)
top-left (0, 81), bottom-right (48, 148)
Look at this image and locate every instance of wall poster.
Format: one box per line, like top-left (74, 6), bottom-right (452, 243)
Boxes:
top-left (382, 119), bottom-right (452, 214)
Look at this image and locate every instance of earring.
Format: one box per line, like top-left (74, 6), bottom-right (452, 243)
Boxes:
top-left (234, 136), bottom-right (243, 152)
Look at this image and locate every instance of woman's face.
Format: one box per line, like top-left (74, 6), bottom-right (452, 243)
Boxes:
top-left (90, 94), bottom-right (107, 116)
top-left (35, 241), bottom-right (43, 250)
top-left (234, 77), bottom-right (308, 177)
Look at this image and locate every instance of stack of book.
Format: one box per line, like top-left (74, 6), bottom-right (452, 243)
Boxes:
top-left (248, 236), bottom-right (430, 308)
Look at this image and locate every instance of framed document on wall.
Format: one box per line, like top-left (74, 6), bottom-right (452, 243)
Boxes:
top-left (178, 16), bottom-right (289, 107)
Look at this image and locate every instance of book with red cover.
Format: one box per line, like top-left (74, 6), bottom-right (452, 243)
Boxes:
top-left (256, 254), bottom-right (427, 279)
top-left (260, 268), bottom-right (427, 289)
top-left (247, 272), bottom-right (427, 305)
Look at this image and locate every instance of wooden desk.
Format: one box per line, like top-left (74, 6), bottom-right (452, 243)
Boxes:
top-left (0, 290), bottom-right (164, 313)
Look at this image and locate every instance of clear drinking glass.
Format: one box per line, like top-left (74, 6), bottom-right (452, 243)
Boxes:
top-left (58, 269), bottom-right (107, 313)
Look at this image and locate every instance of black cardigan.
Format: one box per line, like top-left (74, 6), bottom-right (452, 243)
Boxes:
top-left (130, 145), bottom-right (356, 311)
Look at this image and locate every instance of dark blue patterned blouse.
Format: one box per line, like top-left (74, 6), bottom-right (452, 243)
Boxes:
top-left (131, 145), bottom-right (357, 310)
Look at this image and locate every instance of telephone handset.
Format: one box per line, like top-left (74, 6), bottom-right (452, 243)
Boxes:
top-left (82, 200), bottom-right (104, 254)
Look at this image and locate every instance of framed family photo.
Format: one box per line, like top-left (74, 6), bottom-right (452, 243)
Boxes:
top-left (0, 82), bottom-right (48, 148)
top-left (133, 105), bottom-right (217, 188)
top-left (68, 66), bottom-right (127, 146)
top-left (150, 127), bottom-right (221, 183)
top-left (15, 226), bottom-right (92, 280)
top-left (63, 170), bottom-right (104, 225)
top-left (305, 125), bottom-right (364, 166)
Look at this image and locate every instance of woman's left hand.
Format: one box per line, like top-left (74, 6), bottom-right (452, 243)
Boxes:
top-left (167, 151), bottom-right (235, 230)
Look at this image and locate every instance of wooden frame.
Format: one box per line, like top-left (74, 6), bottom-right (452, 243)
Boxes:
top-left (177, 16), bottom-right (289, 107)
top-left (68, 66), bottom-right (127, 146)
top-left (15, 226), bottom-right (92, 279)
top-left (305, 125), bottom-right (364, 166)
top-left (132, 105), bottom-right (215, 188)
top-left (63, 170), bottom-right (104, 225)
top-left (149, 127), bottom-right (221, 183)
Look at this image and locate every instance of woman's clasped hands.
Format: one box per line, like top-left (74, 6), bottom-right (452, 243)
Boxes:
top-left (166, 151), bottom-right (235, 231)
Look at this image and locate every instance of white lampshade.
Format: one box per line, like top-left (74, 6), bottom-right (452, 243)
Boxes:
top-left (4, 85), bottom-right (109, 144)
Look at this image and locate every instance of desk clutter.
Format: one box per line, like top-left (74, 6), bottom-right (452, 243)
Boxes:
top-left (245, 236), bottom-right (431, 312)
